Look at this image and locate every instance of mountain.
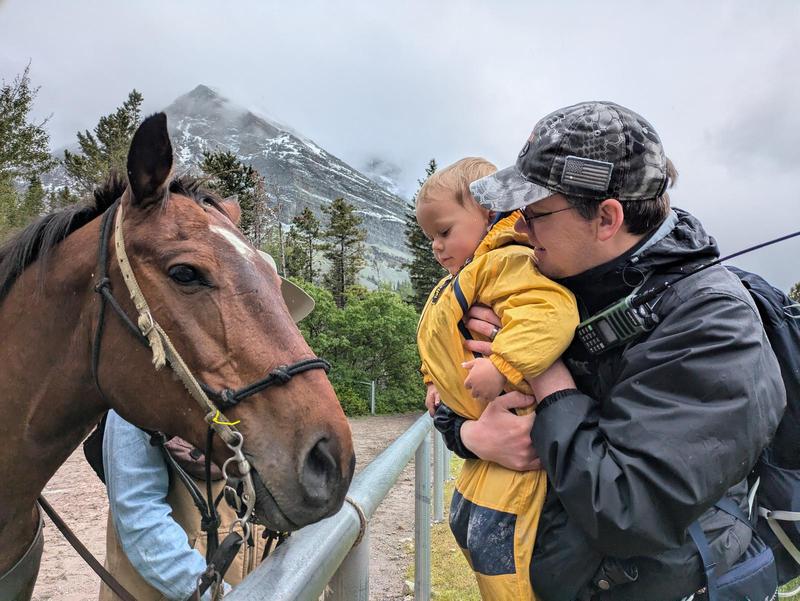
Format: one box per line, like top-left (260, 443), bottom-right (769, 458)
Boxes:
top-left (163, 85), bottom-right (410, 286)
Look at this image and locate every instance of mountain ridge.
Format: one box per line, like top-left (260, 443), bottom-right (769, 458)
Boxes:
top-left (163, 84), bottom-right (410, 286)
top-left (46, 84), bottom-right (411, 286)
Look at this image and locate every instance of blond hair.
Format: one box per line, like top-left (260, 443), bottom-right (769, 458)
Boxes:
top-left (416, 157), bottom-right (497, 208)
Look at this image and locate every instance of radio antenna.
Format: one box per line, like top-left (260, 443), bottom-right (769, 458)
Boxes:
top-left (633, 229), bottom-right (800, 308)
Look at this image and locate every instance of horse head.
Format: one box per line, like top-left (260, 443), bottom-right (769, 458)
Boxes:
top-left (99, 113), bottom-right (354, 531)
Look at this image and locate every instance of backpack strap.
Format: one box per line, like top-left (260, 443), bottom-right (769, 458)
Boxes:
top-left (758, 506), bottom-right (800, 566)
top-left (688, 498), bottom-right (756, 601)
top-left (715, 497), bottom-right (755, 531)
top-left (688, 521), bottom-right (719, 601)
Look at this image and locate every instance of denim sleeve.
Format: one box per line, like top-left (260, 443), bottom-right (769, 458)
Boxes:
top-left (103, 411), bottom-right (230, 600)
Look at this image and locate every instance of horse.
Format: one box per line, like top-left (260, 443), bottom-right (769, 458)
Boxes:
top-left (0, 113), bottom-right (355, 600)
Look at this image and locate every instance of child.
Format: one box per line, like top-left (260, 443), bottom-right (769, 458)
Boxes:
top-left (415, 158), bottom-right (579, 600)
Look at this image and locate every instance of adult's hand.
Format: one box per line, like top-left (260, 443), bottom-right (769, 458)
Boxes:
top-left (460, 392), bottom-right (541, 471)
top-left (463, 305), bottom-right (500, 356)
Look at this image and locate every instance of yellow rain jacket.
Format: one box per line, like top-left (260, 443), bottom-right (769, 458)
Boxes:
top-left (417, 212), bottom-right (579, 601)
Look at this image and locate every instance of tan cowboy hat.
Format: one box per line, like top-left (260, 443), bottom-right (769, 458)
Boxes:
top-left (257, 251), bottom-right (315, 323)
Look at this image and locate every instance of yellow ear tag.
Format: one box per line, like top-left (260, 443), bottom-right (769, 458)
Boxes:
top-left (212, 410), bottom-right (241, 426)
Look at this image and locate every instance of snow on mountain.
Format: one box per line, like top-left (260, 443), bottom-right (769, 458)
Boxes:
top-left (163, 85), bottom-right (411, 286)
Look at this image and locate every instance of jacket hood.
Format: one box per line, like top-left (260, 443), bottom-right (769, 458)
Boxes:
top-left (633, 208), bottom-right (719, 273)
top-left (474, 211), bottom-right (530, 259)
top-left (558, 208), bottom-right (720, 314)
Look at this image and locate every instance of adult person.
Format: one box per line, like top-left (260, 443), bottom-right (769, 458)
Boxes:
top-left (99, 251), bottom-right (315, 601)
top-left (442, 101), bottom-right (786, 600)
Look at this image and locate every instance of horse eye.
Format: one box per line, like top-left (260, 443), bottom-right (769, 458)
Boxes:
top-left (168, 264), bottom-right (202, 285)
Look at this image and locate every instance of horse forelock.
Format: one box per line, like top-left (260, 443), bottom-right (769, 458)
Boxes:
top-left (0, 172), bottom-right (223, 304)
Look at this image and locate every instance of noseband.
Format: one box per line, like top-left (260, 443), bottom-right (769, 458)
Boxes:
top-left (91, 199), bottom-right (330, 538)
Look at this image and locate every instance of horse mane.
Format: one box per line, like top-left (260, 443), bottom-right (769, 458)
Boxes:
top-left (0, 172), bottom-right (221, 303)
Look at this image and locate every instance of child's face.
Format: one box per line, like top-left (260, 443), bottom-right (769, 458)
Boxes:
top-left (416, 192), bottom-right (490, 275)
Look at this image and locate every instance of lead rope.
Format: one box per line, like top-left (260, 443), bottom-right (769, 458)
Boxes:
top-left (38, 497), bottom-right (137, 601)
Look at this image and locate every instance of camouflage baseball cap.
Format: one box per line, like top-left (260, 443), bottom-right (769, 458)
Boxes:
top-left (470, 101), bottom-right (668, 212)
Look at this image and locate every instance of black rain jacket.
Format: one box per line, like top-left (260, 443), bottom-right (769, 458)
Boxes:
top-left (441, 209), bottom-right (786, 600)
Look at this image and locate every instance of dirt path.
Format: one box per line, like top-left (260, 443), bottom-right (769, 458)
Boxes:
top-left (31, 412), bottom-right (423, 601)
top-left (348, 412), bottom-right (421, 601)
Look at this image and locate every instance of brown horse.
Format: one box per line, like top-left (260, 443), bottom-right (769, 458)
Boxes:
top-left (0, 113), bottom-right (354, 600)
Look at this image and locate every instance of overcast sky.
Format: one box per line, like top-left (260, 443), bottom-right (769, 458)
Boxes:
top-left (2, 0), bottom-right (799, 290)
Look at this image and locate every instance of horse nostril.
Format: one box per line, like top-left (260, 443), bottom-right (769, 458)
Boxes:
top-left (300, 437), bottom-right (339, 505)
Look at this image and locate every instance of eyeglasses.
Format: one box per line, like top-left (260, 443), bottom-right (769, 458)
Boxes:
top-left (520, 206), bottom-right (576, 229)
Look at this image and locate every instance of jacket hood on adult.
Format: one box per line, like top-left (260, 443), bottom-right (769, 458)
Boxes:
top-left (557, 208), bottom-right (720, 314)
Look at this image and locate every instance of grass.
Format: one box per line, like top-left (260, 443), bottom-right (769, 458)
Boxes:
top-left (410, 457), bottom-right (800, 600)
top-left (783, 577), bottom-right (800, 600)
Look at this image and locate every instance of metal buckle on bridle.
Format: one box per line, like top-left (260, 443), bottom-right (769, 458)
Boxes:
top-left (194, 564), bottom-right (223, 601)
top-left (138, 310), bottom-right (155, 336)
top-left (229, 518), bottom-right (252, 546)
top-left (221, 431), bottom-right (256, 529)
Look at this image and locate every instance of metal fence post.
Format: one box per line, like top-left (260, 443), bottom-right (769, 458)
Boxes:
top-left (356, 380), bottom-right (377, 415)
top-left (324, 526), bottom-right (370, 601)
top-left (433, 431), bottom-right (444, 523)
top-left (415, 430), bottom-right (432, 601)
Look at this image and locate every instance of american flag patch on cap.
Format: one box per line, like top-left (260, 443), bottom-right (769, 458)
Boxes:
top-left (561, 156), bottom-right (613, 192)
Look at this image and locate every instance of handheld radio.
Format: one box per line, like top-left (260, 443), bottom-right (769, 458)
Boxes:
top-left (576, 229), bottom-right (800, 355)
top-left (575, 293), bottom-right (659, 355)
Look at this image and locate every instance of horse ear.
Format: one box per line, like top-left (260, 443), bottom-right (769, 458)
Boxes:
top-left (220, 197), bottom-right (242, 225)
top-left (127, 113), bottom-right (173, 208)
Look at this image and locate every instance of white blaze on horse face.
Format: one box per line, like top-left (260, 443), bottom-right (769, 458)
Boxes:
top-left (209, 225), bottom-right (257, 264)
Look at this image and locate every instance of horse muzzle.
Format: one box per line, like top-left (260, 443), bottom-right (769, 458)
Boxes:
top-left (246, 440), bottom-right (355, 532)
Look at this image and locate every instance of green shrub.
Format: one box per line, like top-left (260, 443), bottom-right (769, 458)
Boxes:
top-left (331, 382), bottom-right (370, 416)
top-left (293, 280), bottom-right (425, 416)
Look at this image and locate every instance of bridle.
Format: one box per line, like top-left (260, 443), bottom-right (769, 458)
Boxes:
top-left (91, 197), bottom-right (330, 543)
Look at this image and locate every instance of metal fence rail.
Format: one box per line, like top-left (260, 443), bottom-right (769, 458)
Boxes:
top-left (227, 412), bottom-right (449, 601)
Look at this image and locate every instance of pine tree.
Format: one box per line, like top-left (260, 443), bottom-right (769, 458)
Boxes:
top-left (63, 89), bottom-right (143, 194)
top-left (200, 150), bottom-right (260, 243)
top-left (404, 158), bottom-right (445, 311)
top-left (285, 208), bottom-right (321, 283)
top-left (250, 174), bottom-right (269, 250)
top-left (0, 65), bottom-right (56, 239)
top-left (282, 227), bottom-right (302, 279)
top-left (0, 178), bottom-right (16, 241)
top-left (14, 176), bottom-right (46, 226)
top-left (48, 186), bottom-right (81, 211)
top-left (321, 198), bottom-right (367, 308)
top-left (0, 65), bottom-right (56, 183)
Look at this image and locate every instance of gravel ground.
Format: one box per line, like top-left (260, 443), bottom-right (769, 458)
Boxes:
top-left (31, 411), bottom-right (424, 601)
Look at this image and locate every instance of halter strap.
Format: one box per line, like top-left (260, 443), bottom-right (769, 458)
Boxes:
top-left (204, 357), bottom-right (331, 409)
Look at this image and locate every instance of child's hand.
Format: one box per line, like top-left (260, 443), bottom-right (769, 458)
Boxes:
top-left (425, 383), bottom-right (441, 416)
top-left (463, 358), bottom-right (507, 403)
